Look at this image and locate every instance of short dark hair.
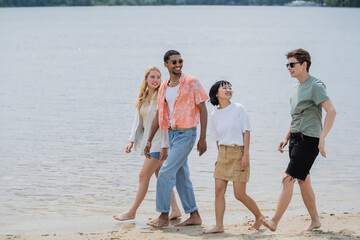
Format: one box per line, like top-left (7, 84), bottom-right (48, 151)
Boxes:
top-left (164, 50), bottom-right (181, 62)
top-left (286, 48), bottom-right (311, 72)
top-left (209, 80), bottom-right (232, 106)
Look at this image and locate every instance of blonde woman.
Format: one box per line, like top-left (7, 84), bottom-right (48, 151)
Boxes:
top-left (113, 67), bottom-right (182, 221)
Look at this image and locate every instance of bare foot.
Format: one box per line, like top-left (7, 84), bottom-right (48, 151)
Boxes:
top-left (169, 210), bottom-right (182, 220)
top-left (301, 221), bottom-right (321, 233)
top-left (248, 216), bottom-right (264, 230)
top-left (175, 210), bottom-right (202, 227)
top-left (261, 217), bottom-right (277, 232)
top-left (203, 226), bottom-right (224, 234)
top-left (146, 215), bottom-right (169, 228)
top-left (113, 211), bottom-right (135, 221)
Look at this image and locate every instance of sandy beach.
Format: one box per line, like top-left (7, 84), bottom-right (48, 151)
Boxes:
top-left (2, 213), bottom-right (359, 240)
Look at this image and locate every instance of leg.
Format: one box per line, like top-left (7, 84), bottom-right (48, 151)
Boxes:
top-left (169, 191), bottom-right (182, 220)
top-left (204, 179), bottom-right (228, 234)
top-left (154, 164), bottom-right (182, 220)
top-left (174, 161), bottom-right (202, 226)
top-left (299, 175), bottom-right (321, 232)
top-left (148, 130), bottom-right (196, 227)
top-left (261, 174), bottom-right (295, 231)
top-left (114, 157), bottom-right (162, 221)
top-left (233, 181), bottom-right (264, 230)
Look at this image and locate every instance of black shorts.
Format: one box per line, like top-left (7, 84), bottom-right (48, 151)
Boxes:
top-left (286, 132), bottom-right (319, 181)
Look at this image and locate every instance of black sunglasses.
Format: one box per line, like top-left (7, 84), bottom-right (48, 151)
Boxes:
top-left (168, 59), bottom-right (183, 65)
top-left (286, 62), bottom-right (300, 68)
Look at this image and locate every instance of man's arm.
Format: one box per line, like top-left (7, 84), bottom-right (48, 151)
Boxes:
top-left (279, 126), bottom-right (291, 153)
top-left (144, 110), bottom-right (160, 159)
top-left (197, 102), bottom-right (207, 156)
top-left (319, 99), bottom-right (336, 158)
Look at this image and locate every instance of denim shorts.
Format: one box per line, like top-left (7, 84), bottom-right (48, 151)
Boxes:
top-left (150, 152), bottom-right (160, 159)
top-left (286, 132), bottom-right (319, 181)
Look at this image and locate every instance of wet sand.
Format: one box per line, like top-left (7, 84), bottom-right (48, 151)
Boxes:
top-left (2, 213), bottom-right (359, 240)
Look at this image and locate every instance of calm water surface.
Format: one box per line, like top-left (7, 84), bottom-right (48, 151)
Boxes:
top-left (0, 6), bottom-right (360, 234)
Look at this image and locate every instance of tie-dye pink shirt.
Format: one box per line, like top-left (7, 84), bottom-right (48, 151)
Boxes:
top-left (157, 72), bottom-right (208, 130)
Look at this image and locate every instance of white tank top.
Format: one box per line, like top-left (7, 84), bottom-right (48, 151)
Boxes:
top-left (165, 84), bottom-right (180, 123)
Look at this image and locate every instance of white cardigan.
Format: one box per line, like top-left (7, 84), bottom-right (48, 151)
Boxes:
top-left (129, 101), bottom-right (169, 155)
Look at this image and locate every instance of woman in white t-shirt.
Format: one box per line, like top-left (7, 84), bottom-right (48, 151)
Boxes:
top-left (113, 67), bottom-right (181, 221)
top-left (204, 80), bottom-right (264, 234)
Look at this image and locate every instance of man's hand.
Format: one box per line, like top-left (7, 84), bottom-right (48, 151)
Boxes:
top-left (197, 138), bottom-right (207, 156)
top-left (241, 153), bottom-right (250, 170)
top-left (144, 141), bottom-right (151, 159)
top-left (159, 148), bottom-right (168, 161)
top-left (319, 136), bottom-right (326, 158)
top-left (278, 139), bottom-right (288, 153)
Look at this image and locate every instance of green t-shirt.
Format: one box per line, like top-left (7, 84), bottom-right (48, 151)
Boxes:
top-left (290, 76), bottom-right (329, 138)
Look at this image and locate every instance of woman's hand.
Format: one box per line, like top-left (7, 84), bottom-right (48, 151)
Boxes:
top-left (241, 153), bottom-right (250, 170)
top-left (159, 148), bottom-right (168, 161)
top-left (125, 142), bottom-right (134, 154)
top-left (144, 141), bottom-right (151, 158)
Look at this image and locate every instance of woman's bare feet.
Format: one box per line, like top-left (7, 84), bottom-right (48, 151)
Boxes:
top-left (203, 225), bottom-right (224, 234)
top-left (261, 217), bottom-right (277, 232)
top-left (248, 216), bottom-right (264, 230)
top-left (113, 211), bottom-right (135, 221)
top-left (146, 213), bottom-right (169, 228)
top-left (169, 210), bottom-right (182, 220)
top-left (175, 210), bottom-right (202, 227)
top-left (301, 220), bottom-right (321, 233)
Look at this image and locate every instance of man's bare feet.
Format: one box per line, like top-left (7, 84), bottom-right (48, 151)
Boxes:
top-left (113, 211), bottom-right (135, 221)
top-left (248, 216), bottom-right (264, 230)
top-left (301, 221), bottom-right (321, 233)
top-left (146, 213), bottom-right (169, 228)
top-left (261, 217), bottom-right (277, 232)
top-left (203, 225), bottom-right (224, 234)
top-left (169, 210), bottom-right (182, 220)
top-left (175, 210), bottom-right (202, 227)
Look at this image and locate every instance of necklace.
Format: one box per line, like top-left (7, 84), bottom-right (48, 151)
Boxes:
top-left (168, 78), bottom-right (179, 86)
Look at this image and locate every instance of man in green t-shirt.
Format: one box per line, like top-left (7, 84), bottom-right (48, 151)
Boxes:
top-left (261, 49), bottom-right (336, 232)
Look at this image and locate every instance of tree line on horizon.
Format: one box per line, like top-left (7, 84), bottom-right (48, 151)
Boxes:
top-left (0, 0), bottom-right (359, 7)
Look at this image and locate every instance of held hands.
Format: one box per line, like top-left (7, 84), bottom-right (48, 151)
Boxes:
top-left (125, 142), bottom-right (134, 154)
top-left (159, 148), bottom-right (168, 161)
top-left (241, 153), bottom-right (250, 170)
top-left (319, 136), bottom-right (326, 158)
top-left (144, 141), bottom-right (151, 159)
top-left (197, 138), bottom-right (207, 156)
top-left (278, 139), bottom-right (289, 153)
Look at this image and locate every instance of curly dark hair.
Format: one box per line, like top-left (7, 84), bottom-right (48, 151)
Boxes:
top-left (164, 50), bottom-right (181, 63)
top-left (209, 80), bottom-right (232, 106)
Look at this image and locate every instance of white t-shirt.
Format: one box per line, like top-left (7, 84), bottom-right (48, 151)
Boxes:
top-left (165, 84), bottom-right (180, 123)
top-left (209, 102), bottom-right (252, 146)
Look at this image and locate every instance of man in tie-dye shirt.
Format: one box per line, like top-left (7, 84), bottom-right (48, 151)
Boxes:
top-left (145, 50), bottom-right (208, 228)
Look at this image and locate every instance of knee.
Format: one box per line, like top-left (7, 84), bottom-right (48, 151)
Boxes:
top-left (138, 172), bottom-right (151, 183)
top-left (234, 193), bottom-right (246, 202)
top-left (282, 175), bottom-right (296, 185)
top-left (215, 187), bottom-right (226, 198)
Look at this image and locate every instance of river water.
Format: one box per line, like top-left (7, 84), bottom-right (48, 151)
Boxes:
top-left (0, 5), bottom-right (359, 234)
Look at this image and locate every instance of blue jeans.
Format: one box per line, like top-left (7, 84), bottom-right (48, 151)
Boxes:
top-left (156, 128), bottom-right (198, 214)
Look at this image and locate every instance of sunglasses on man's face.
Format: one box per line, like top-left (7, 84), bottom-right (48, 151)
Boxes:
top-left (286, 62), bottom-right (300, 68)
top-left (168, 59), bottom-right (183, 65)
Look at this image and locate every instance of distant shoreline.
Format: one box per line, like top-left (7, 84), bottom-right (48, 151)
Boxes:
top-left (0, 0), bottom-right (359, 8)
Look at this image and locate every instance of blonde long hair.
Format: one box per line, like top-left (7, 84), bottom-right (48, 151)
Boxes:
top-left (135, 66), bottom-right (162, 110)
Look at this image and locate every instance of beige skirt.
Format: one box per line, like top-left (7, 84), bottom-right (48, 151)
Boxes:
top-left (214, 145), bottom-right (250, 182)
